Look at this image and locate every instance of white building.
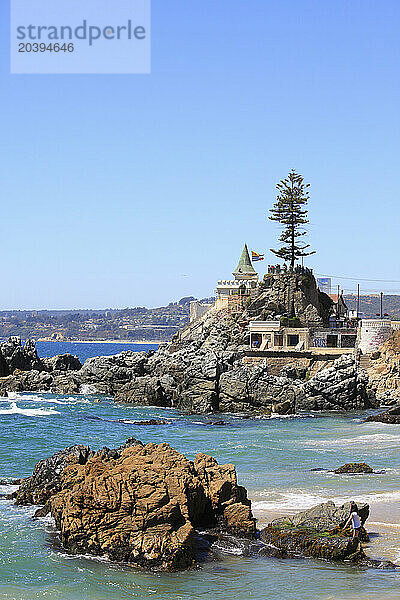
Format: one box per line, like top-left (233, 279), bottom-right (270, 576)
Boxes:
top-left (357, 319), bottom-right (393, 354)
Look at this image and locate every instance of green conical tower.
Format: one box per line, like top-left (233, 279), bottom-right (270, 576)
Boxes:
top-left (233, 244), bottom-right (258, 280)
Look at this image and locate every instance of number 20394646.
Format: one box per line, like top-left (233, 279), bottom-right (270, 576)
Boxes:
top-left (18, 43), bottom-right (75, 53)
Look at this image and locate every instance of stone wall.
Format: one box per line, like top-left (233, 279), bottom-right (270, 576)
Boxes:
top-left (358, 320), bottom-right (393, 354)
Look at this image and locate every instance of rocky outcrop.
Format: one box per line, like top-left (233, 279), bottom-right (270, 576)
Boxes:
top-left (0, 273), bottom-right (376, 414)
top-left (245, 271), bottom-right (332, 326)
top-left (14, 445), bottom-right (94, 505)
top-left (261, 524), bottom-right (363, 562)
top-left (298, 355), bottom-right (375, 411)
top-left (0, 337), bottom-right (376, 414)
top-left (15, 441), bottom-right (255, 571)
top-left (41, 353), bottom-right (82, 372)
top-left (271, 500), bottom-right (369, 532)
top-left (334, 463), bottom-right (373, 474)
top-left (366, 331), bottom-right (400, 401)
top-left (12, 445), bottom-right (396, 571)
top-left (218, 363), bottom-right (302, 413)
top-left (364, 404), bottom-right (400, 424)
top-left (260, 501), bottom-right (397, 568)
top-left (0, 337), bottom-right (42, 375)
top-left (0, 348), bottom-right (148, 397)
top-left (13, 438), bottom-right (142, 505)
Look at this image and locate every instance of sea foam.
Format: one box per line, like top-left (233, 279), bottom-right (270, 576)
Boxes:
top-left (0, 401), bottom-right (59, 417)
top-left (251, 489), bottom-right (400, 513)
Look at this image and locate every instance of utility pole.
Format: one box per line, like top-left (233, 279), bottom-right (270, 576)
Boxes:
top-left (337, 284), bottom-right (340, 319)
top-left (380, 292), bottom-right (383, 319)
top-left (356, 284), bottom-right (360, 320)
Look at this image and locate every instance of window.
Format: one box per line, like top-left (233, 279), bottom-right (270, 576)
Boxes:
top-left (341, 335), bottom-right (356, 348)
top-left (327, 334), bottom-right (338, 348)
top-left (251, 333), bottom-right (262, 349)
top-left (274, 333), bottom-right (284, 347)
top-left (287, 334), bottom-right (299, 347)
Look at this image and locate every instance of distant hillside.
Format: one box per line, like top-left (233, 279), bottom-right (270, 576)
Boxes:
top-left (0, 297), bottom-right (215, 342)
top-left (344, 294), bottom-right (400, 319)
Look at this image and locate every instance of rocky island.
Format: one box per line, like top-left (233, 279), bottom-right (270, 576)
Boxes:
top-left (8, 440), bottom-right (396, 571)
top-left (0, 270), bottom-right (384, 415)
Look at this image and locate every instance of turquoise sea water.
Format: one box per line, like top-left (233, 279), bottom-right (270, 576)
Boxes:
top-left (1, 345), bottom-right (400, 599)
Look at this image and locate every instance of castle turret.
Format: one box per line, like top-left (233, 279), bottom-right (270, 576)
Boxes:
top-left (215, 244), bottom-right (259, 310)
top-left (233, 244), bottom-right (258, 281)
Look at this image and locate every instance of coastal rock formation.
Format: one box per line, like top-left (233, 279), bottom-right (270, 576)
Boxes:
top-left (0, 339), bottom-right (375, 414)
top-left (364, 404), bottom-right (400, 424)
top-left (271, 500), bottom-right (369, 531)
top-left (15, 441), bottom-right (255, 571)
top-left (13, 438), bottom-right (142, 505)
top-left (298, 355), bottom-right (374, 411)
top-left (0, 272), bottom-right (376, 414)
top-left (245, 271), bottom-right (332, 326)
top-left (41, 353), bottom-right (82, 372)
top-left (334, 463), bottom-right (373, 474)
top-left (14, 445), bottom-right (94, 505)
top-left (0, 348), bottom-right (148, 397)
top-left (366, 331), bottom-right (400, 401)
top-left (0, 337), bottom-right (42, 376)
top-left (218, 363), bottom-right (302, 413)
top-left (260, 501), bottom-right (371, 563)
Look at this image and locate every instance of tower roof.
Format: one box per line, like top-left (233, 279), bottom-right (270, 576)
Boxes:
top-left (233, 244), bottom-right (257, 278)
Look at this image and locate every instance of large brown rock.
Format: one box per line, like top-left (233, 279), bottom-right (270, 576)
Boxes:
top-left (24, 442), bottom-right (254, 571)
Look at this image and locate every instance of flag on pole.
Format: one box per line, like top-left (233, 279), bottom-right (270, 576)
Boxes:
top-left (251, 250), bottom-right (264, 262)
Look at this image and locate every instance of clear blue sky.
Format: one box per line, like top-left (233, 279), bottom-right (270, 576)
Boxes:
top-left (1, 0), bottom-right (400, 309)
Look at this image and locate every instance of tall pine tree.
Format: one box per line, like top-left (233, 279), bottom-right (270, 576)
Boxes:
top-left (269, 169), bottom-right (315, 269)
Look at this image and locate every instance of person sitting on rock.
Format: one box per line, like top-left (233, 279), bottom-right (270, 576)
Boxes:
top-left (343, 510), bottom-right (362, 537)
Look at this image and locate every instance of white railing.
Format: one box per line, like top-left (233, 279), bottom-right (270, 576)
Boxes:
top-left (360, 319), bottom-right (392, 329)
top-left (249, 320), bottom-right (281, 332)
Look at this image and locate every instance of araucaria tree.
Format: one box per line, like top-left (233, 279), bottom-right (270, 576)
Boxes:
top-left (269, 169), bottom-right (315, 269)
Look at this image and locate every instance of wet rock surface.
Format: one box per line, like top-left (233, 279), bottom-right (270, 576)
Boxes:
top-left (364, 404), bottom-right (400, 424)
top-left (259, 501), bottom-right (396, 568)
top-left (334, 463), bottom-right (373, 474)
top-left (10, 448), bottom-right (397, 571)
top-left (15, 441), bottom-right (255, 572)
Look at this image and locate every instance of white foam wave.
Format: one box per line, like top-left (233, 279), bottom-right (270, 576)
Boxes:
top-left (0, 484), bottom-right (19, 494)
top-left (37, 514), bottom-right (56, 527)
top-left (252, 491), bottom-right (327, 512)
top-left (6, 392), bottom-right (92, 406)
top-left (79, 384), bottom-right (98, 395)
top-left (251, 489), bottom-right (400, 513)
top-left (51, 550), bottom-right (111, 563)
top-left (7, 392), bottom-right (69, 405)
top-left (0, 402), bottom-right (59, 417)
top-left (303, 433), bottom-right (400, 450)
top-left (369, 521), bottom-right (400, 529)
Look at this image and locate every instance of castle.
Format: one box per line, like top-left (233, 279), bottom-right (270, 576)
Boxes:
top-left (190, 244), bottom-right (397, 357)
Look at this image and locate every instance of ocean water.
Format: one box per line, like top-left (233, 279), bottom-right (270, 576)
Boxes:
top-left (1, 347), bottom-right (400, 599)
top-left (35, 341), bottom-right (159, 363)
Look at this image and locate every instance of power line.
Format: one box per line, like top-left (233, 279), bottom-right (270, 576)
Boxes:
top-left (315, 273), bottom-right (400, 284)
